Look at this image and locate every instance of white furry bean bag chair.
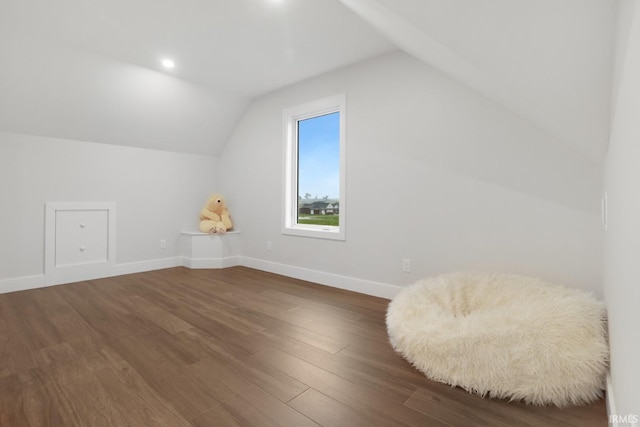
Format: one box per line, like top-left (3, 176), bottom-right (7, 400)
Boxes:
top-left (386, 273), bottom-right (609, 407)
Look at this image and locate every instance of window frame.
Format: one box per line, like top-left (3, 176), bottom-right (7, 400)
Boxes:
top-left (283, 94), bottom-right (346, 241)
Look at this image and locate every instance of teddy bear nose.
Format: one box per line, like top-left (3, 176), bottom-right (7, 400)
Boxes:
top-left (217, 199), bottom-right (221, 203)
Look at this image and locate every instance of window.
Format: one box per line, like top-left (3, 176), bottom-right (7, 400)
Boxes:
top-left (283, 94), bottom-right (346, 240)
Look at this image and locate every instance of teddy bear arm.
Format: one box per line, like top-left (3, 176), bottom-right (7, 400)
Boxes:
top-left (200, 208), bottom-right (221, 222)
top-left (221, 211), bottom-right (232, 230)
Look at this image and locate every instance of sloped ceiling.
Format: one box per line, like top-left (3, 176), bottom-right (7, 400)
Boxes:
top-left (339, 0), bottom-right (617, 162)
top-left (0, 0), bottom-right (396, 155)
top-left (0, 0), bottom-right (617, 160)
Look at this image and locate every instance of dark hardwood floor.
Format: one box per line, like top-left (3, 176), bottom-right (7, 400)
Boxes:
top-left (0, 267), bottom-right (607, 426)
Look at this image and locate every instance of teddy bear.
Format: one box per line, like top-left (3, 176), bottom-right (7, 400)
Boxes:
top-left (199, 193), bottom-right (233, 234)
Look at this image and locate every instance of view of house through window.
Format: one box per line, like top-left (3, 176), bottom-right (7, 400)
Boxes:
top-left (283, 93), bottom-right (345, 240)
top-left (297, 111), bottom-right (340, 227)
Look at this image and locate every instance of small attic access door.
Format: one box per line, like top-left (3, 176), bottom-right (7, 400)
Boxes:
top-left (45, 202), bottom-right (116, 285)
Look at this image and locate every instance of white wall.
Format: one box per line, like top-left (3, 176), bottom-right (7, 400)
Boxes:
top-left (219, 51), bottom-right (603, 297)
top-left (0, 132), bottom-right (217, 290)
top-left (604, 0), bottom-right (640, 420)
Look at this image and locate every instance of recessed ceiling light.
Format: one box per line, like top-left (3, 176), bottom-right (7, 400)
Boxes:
top-left (161, 59), bottom-right (175, 69)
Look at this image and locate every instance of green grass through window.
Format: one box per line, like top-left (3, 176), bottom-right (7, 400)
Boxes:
top-left (297, 215), bottom-right (339, 226)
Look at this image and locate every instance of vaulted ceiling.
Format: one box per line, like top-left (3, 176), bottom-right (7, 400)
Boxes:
top-left (0, 0), bottom-right (617, 160)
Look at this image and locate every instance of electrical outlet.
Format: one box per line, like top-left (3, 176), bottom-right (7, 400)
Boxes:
top-left (402, 258), bottom-right (411, 273)
top-left (160, 239), bottom-right (167, 249)
top-left (267, 241), bottom-right (272, 251)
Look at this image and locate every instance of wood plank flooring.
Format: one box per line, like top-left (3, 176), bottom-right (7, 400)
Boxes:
top-left (0, 267), bottom-right (608, 426)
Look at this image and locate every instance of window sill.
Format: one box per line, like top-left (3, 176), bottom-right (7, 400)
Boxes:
top-left (282, 225), bottom-right (345, 241)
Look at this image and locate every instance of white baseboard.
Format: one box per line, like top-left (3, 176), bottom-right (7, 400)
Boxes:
top-left (240, 256), bottom-right (402, 300)
top-left (608, 373), bottom-right (618, 427)
top-left (181, 256), bottom-right (241, 269)
top-left (113, 257), bottom-right (182, 277)
top-left (606, 373), bottom-right (639, 427)
top-left (0, 274), bottom-right (46, 294)
top-left (1, 256), bottom-right (402, 301)
top-left (0, 257), bottom-right (181, 294)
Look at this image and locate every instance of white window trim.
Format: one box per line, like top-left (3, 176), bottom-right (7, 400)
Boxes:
top-left (283, 94), bottom-right (346, 241)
